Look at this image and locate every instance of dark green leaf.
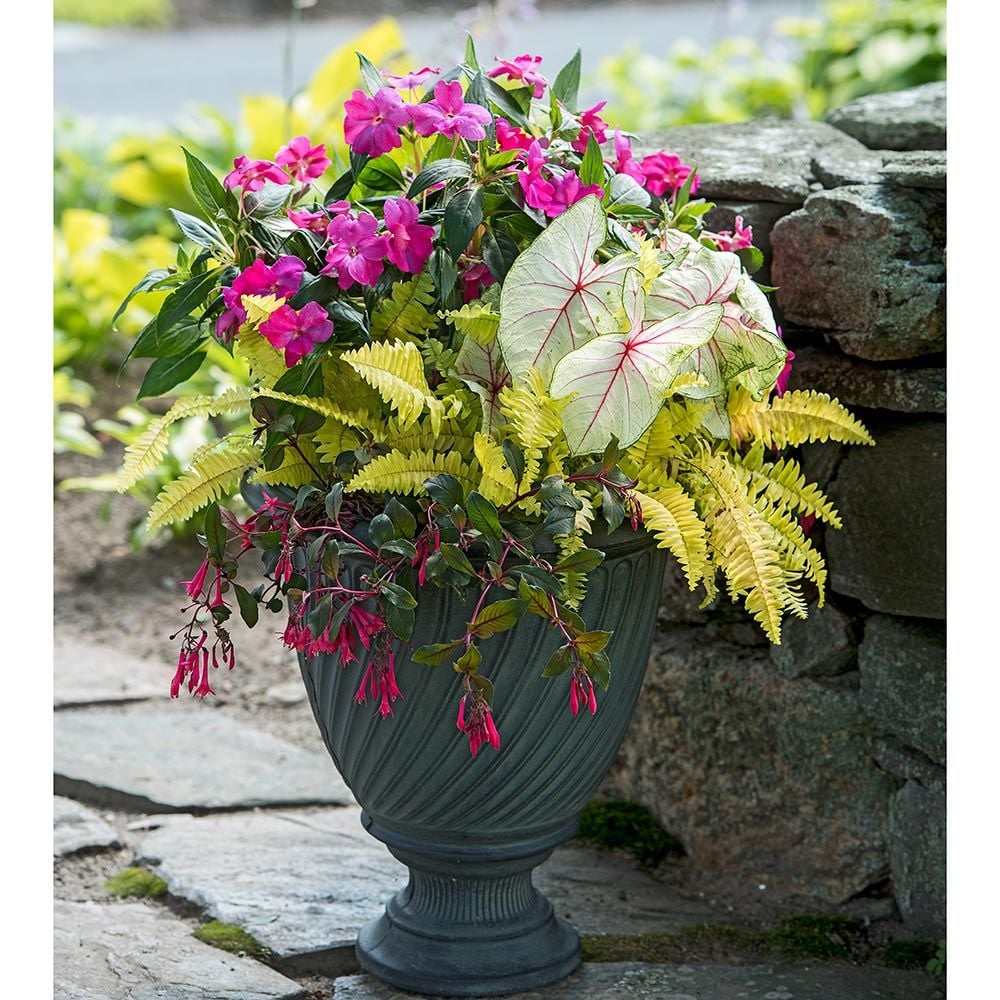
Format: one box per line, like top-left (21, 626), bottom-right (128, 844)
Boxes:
top-left (511, 565), bottom-right (562, 595)
top-left (245, 182), bottom-right (292, 217)
top-left (112, 268), bottom-right (172, 329)
top-left (413, 640), bottom-right (464, 665)
top-left (469, 672), bottom-right (493, 705)
top-left (554, 548), bottom-right (605, 575)
top-left (444, 187), bottom-right (484, 259)
top-left (155, 268), bottom-right (220, 337)
top-left (542, 643), bottom-right (574, 677)
top-left (428, 247), bottom-right (459, 300)
top-left (380, 538), bottom-right (417, 560)
top-left (439, 543), bottom-right (477, 579)
top-left (552, 49), bottom-right (582, 108)
top-left (579, 130), bottom-right (606, 188)
top-left (464, 34), bottom-right (480, 71)
top-left (182, 147), bottom-right (228, 216)
top-left (484, 78), bottom-right (532, 128)
top-left (357, 154), bottom-right (406, 192)
top-left (325, 168), bottom-right (355, 203)
top-left (518, 577), bottom-right (557, 618)
top-left (500, 440), bottom-right (525, 485)
top-left (203, 503), bottom-right (227, 562)
top-left (466, 492), bottom-right (501, 544)
top-left (233, 584), bottom-right (259, 628)
top-left (575, 630), bottom-right (611, 653)
top-left (481, 226), bottom-right (520, 282)
top-left (357, 51), bottom-right (388, 94)
top-left (455, 643), bottom-right (481, 674)
top-left (307, 594), bottom-right (333, 637)
top-left (407, 158), bottom-right (471, 199)
top-left (170, 209), bottom-right (225, 249)
top-left (464, 71), bottom-right (488, 112)
top-left (385, 498), bottom-right (417, 539)
top-left (126, 317), bottom-right (203, 362)
top-left (322, 540), bottom-right (341, 580)
top-left (425, 474), bottom-right (465, 509)
top-left (368, 513), bottom-right (396, 548)
top-left (737, 245), bottom-right (765, 275)
top-left (469, 597), bottom-right (527, 638)
top-left (137, 350), bottom-right (207, 399)
top-left (381, 580), bottom-right (417, 609)
top-left (386, 602), bottom-right (415, 640)
top-left (325, 483), bottom-right (344, 521)
top-left (581, 648), bottom-right (612, 690)
top-left (601, 485), bottom-right (626, 533)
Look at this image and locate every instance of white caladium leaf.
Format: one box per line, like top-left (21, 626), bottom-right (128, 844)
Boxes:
top-left (453, 334), bottom-right (511, 435)
top-left (497, 196), bottom-right (639, 382)
top-left (645, 245), bottom-right (742, 320)
top-left (550, 299), bottom-right (724, 455)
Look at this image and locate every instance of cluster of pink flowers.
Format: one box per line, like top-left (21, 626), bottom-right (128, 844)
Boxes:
top-left (355, 648), bottom-right (403, 718)
top-left (712, 215), bottom-right (754, 253)
top-left (223, 136), bottom-right (331, 191)
top-left (518, 140), bottom-right (604, 219)
top-left (456, 692), bottom-right (502, 756)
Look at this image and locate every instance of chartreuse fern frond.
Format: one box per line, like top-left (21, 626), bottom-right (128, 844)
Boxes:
top-left (498, 369), bottom-right (567, 491)
top-left (473, 432), bottom-right (517, 506)
top-left (118, 387), bottom-right (252, 492)
top-left (691, 449), bottom-right (787, 643)
top-left (147, 442), bottom-right (262, 531)
top-left (346, 449), bottom-right (477, 496)
top-left (253, 387), bottom-right (371, 429)
top-left (314, 418), bottom-right (361, 464)
top-left (741, 449), bottom-right (842, 528)
top-left (634, 473), bottom-right (709, 590)
top-left (760, 503), bottom-right (828, 607)
top-left (371, 272), bottom-right (437, 342)
top-left (253, 440), bottom-right (324, 488)
top-left (241, 294), bottom-right (284, 327)
top-left (341, 340), bottom-right (443, 432)
top-left (553, 485), bottom-right (597, 609)
top-left (235, 328), bottom-right (286, 385)
top-left (627, 400), bottom-right (708, 471)
top-left (729, 388), bottom-right (874, 449)
top-left (382, 416), bottom-right (475, 456)
top-left (443, 300), bottom-right (501, 344)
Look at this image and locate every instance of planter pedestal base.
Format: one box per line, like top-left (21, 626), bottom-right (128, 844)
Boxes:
top-left (356, 813), bottom-right (581, 997)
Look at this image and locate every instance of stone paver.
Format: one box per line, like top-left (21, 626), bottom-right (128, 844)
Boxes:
top-left (333, 962), bottom-right (944, 999)
top-left (54, 900), bottom-right (306, 1000)
top-left (54, 710), bottom-right (353, 812)
top-left (54, 640), bottom-right (169, 708)
top-left (54, 795), bottom-right (119, 856)
top-left (137, 808), bottom-right (715, 967)
top-left (826, 82), bottom-right (946, 151)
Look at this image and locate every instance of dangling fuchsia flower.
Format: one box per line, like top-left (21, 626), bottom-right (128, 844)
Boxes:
top-left (611, 128), bottom-right (645, 184)
top-left (276, 135), bottom-right (331, 182)
top-left (344, 87), bottom-right (410, 157)
top-left (223, 155), bottom-right (290, 192)
top-left (384, 66), bottom-right (440, 90)
top-left (569, 667), bottom-right (598, 717)
top-left (408, 80), bottom-right (492, 140)
top-left (258, 301), bottom-right (335, 367)
top-left (640, 151), bottom-right (700, 198)
top-left (215, 256), bottom-right (306, 343)
top-left (571, 101), bottom-right (609, 154)
top-left (322, 211), bottom-right (390, 290)
top-left (179, 557), bottom-right (210, 600)
top-left (712, 215), bottom-right (754, 253)
top-left (488, 54), bottom-right (546, 98)
top-left (456, 692), bottom-right (501, 757)
top-left (355, 647), bottom-right (402, 718)
top-left (495, 117), bottom-right (534, 152)
top-left (383, 197), bottom-right (435, 274)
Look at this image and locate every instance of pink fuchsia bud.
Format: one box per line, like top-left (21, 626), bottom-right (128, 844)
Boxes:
top-left (258, 301), bottom-right (335, 367)
top-left (640, 151), bottom-right (700, 198)
top-left (276, 135), bottom-right (331, 182)
top-left (383, 197), bottom-right (436, 274)
top-left (322, 211), bottom-right (390, 291)
top-left (569, 669), bottom-right (598, 717)
top-left (456, 695), bottom-right (467, 730)
top-left (456, 693), bottom-right (501, 756)
top-left (384, 66), bottom-right (440, 90)
top-left (223, 155), bottom-right (291, 192)
top-left (488, 54), bottom-right (546, 98)
top-left (713, 215), bottom-right (754, 253)
top-left (343, 87), bottom-right (410, 158)
top-left (571, 101), bottom-right (609, 154)
top-left (408, 80), bottom-right (492, 141)
top-left (179, 557), bottom-right (211, 600)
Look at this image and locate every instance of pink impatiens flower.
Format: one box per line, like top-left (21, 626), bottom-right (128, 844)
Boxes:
top-left (713, 215), bottom-right (754, 253)
top-left (276, 136), bottom-right (331, 182)
top-left (611, 128), bottom-right (645, 184)
top-left (517, 140), bottom-right (555, 213)
top-left (383, 197), bottom-right (435, 274)
top-left (571, 100), bottom-right (609, 154)
top-left (215, 256), bottom-right (306, 343)
top-left (343, 87), bottom-right (410, 157)
top-left (640, 150), bottom-right (700, 198)
top-left (488, 53), bottom-right (546, 98)
top-left (384, 65), bottom-right (440, 90)
top-left (495, 117), bottom-right (534, 152)
top-left (223, 155), bottom-right (291, 192)
top-left (544, 172), bottom-right (603, 219)
top-left (322, 212), bottom-right (390, 290)
top-left (287, 207), bottom-right (330, 234)
top-left (460, 261), bottom-right (497, 303)
top-left (408, 80), bottom-right (492, 141)
top-left (258, 301), bottom-right (335, 367)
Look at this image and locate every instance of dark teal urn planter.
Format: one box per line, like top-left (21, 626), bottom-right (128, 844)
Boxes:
top-left (298, 526), bottom-right (667, 997)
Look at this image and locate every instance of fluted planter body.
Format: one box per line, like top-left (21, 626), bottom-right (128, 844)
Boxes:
top-left (299, 526), bottom-right (667, 996)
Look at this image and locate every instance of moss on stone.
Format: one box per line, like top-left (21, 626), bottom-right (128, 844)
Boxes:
top-left (576, 800), bottom-right (684, 867)
top-left (193, 920), bottom-right (271, 960)
top-left (770, 914), bottom-right (865, 960)
top-left (104, 867), bottom-right (167, 899)
top-left (880, 939), bottom-right (938, 969)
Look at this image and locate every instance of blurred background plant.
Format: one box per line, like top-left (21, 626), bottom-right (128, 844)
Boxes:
top-left (53, 0), bottom-right (945, 544)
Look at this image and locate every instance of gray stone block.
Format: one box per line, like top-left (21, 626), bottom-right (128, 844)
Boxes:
top-left (605, 629), bottom-right (896, 902)
top-left (881, 150), bottom-right (947, 190)
top-left (335, 962), bottom-right (944, 999)
top-left (860, 615), bottom-right (946, 764)
top-left (826, 82), bottom-right (946, 151)
top-left (54, 709), bottom-right (353, 812)
top-left (769, 601), bottom-right (857, 679)
top-left (54, 795), bottom-right (119, 856)
top-left (874, 737), bottom-right (946, 785)
top-left (54, 900), bottom-right (306, 1000)
top-left (55, 640), bottom-right (169, 708)
top-left (889, 781), bottom-right (946, 935)
top-left (824, 421), bottom-right (945, 620)
top-left (772, 185), bottom-right (945, 360)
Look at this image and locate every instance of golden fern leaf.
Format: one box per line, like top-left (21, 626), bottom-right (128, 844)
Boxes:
top-left (635, 479), bottom-right (710, 590)
top-left (473, 432), bottom-right (517, 505)
top-left (253, 387), bottom-right (371, 429)
top-left (314, 418), bottom-right (361, 464)
top-left (730, 388), bottom-right (874, 449)
top-left (241, 294), bottom-right (284, 326)
top-left (341, 340), bottom-right (439, 431)
top-left (118, 387), bottom-right (252, 492)
top-left (627, 400), bottom-right (707, 469)
top-left (498, 369), bottom-right (566, 490)
top-left (760, 503), bottom-right (828, 606)
top-left (146, 443), bottom-right (262, 531)
top-left (382, 416), bottom-right (476, 456)
top-left (345, 449), bottom-right (477, 496)
top-left (554, 531), bottom-right (589, 609)
top-left (370, 272), bottom-right (438, 342)
top-left (742, 453), bottom-right (842, 528)
top-left (442, 301), bottom-right (500, 345)
top-left (235, 327), bottom-right (286, 385)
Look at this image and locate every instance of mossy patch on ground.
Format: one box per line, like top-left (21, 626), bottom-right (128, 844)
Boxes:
top-left (880, 939), bottom-right (938, 970)
top-left (193, 920), bottom-right (271, 961)
top-left (104, 867), bottom-right (168, 899)
top-left (577, 800), bottom-right (684, 868)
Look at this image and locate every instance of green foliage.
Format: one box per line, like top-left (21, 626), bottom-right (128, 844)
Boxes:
top-left (192, 921), bottom-right (271, 961)
top-left (55, 0), bottom-right (172, 28)
top-left (104, 867), bottom-right (167, 899)
top-left (577, 800), bottom-right (684, 868)
top-left (600, 0), bottom-right (946, 130)
top-left (880, 938), bottom-right (939, 970)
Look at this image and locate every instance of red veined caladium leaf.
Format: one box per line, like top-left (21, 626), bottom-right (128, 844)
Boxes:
top-left (644, 243), bottom-right (742, 319)
top-left (550, 275), bottom-right (724, 455)
top-left (497, 196), bottom-right (639, 381)
top-left (453, 333), bottom-right (511, 435)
